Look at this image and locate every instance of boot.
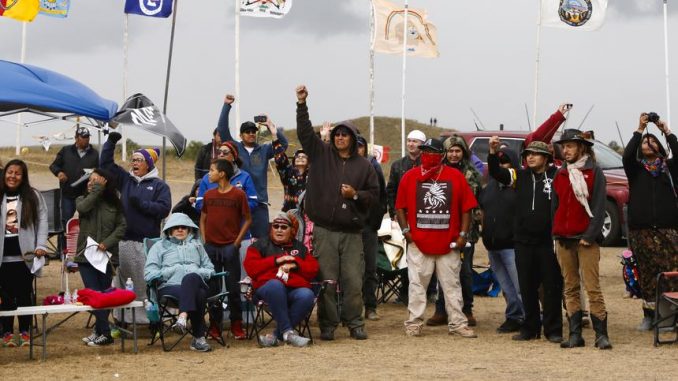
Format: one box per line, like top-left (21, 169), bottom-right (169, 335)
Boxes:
top-left (636, 308), bottom-right (653, 331)
top-left (560, 310), bottom-right (585, 348)
top-left (591, 314), bottom-right (613, 350)
top-left (425, 311), bottom-right (448, 326)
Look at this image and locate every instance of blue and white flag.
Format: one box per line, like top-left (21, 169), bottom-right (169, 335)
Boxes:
top-left (39, 0), bottom-right (69, 18)
top-left (541, 0), bottom-right (608, 31)
top-left (240, 0), bottom-right (292, 19)
top-left (124, 0), bottom-right (172, 18)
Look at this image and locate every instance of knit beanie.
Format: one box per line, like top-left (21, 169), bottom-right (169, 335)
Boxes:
top-left (133, 148), bottom-right (160, 170)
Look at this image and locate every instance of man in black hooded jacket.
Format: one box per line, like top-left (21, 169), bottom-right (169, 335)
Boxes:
top-left (295, 85), bottom-right (379, 341)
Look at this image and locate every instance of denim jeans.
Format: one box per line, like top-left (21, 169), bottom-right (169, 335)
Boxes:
top-left (250, 206), bottom-right (270, 240)
top-left (488, 248), bottom-right (524, 322)
top-left (205, 243), bottom-right (242, 323)
top-left (254, 279), bottom-right (315, 337)
top-left (79, 262), bottom-right (113, 335)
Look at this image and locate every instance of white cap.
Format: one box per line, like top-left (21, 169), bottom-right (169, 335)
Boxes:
top-left (407, 130), bottom-right (426, 142)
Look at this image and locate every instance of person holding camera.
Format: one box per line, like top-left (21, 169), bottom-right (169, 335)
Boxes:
top-left (217, 95), bottom-right (288, 239)
top-left (552, 129), bottom-right (611, 350)
top-left (623, 113), bottom-right (678, 330)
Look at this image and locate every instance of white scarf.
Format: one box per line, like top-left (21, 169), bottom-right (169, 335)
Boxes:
top-left (566, 154), bottom-right (593, 218)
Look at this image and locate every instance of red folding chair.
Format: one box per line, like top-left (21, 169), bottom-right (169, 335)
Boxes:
top-left (654, 272), bottom-right (678, 346)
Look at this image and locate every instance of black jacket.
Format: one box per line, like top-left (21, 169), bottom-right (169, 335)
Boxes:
top-left (623, 131), bottom-right (678, 230)
top-left (296, 102), bottom-right (379, 233)
top-left (386, 155), bottom-right (420, 218)
top-left (49, 144), bottom-right (99, 199)
top-left (194, 142), bottom-right (214, 181)
top-left (366, 156), bottom-right (387, 231)
top-left (488, 152), bottom-right (557, 245)
top-left (480, 147), bottom-right (519, 250)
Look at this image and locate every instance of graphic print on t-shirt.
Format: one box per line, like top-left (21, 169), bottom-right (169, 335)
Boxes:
top-left (416, 180), bottom-right (452, 229)
top-left (5, 196), bottom-right (19, 236)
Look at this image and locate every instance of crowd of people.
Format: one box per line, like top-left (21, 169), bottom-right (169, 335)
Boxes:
top-left (0, 87), bottom-right (676, 353)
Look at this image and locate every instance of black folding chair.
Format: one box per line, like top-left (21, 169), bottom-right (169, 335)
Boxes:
top-left (143, 238), bottom-right (229, 351)
top-left (376, 239), bottom-right (407, 304)
top-left (39, 189), bottom-right (64, 259)
top-left (654, 271), bottom-right (678, 346)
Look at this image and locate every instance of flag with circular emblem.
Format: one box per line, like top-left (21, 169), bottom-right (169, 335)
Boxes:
top-left (541, 0), bottom-right (608, 31)
top-left (0, 0), bottom-right (40, 22)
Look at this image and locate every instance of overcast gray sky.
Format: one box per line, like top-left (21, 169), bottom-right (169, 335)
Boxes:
top-left (1, 0), bottom-right (678, 152)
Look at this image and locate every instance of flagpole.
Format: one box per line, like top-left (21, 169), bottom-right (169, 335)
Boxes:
top-left (16, 22), bottom-right (27, 156)
top-left (161, 0), bottom-right (180, 180)
top-left (369, 0), bottom-right (375, 148)
top-left (531, 0), bottom-right (542, 128)
top-left (663, 0), bottom-right (672, 128)
top-left (400, 0), bottom-right (408, 158)
top-left (235, 0), bottom-right (241, 131)
top-left (122, 14), bottom-right (129, 161)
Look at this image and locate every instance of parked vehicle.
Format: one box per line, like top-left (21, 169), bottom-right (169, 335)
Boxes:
top-left (441, 130), bottom-right (629, 246)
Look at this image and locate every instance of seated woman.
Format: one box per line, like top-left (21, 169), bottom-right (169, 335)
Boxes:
top-left (244, 212), bottom-right (319, 347)
top-left (144, 213), bottom-right (215, 352)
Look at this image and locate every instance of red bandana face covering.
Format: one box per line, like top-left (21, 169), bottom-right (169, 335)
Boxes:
top-left (419, 152), bottom-right (444, 180)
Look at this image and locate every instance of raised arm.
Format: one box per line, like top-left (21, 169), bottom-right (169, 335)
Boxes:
top-left (525, 104), bottom-right (568, 146)
top-left (217, 94), bottom-right (235, 143)
top-left (100, 132), bottom-right (126, 189)
top-left (623, 115), bottom-right (645, 180)
top-left (295, 85), bottom-right (325, 161)
top-left (487, 136), bottom-right (513, 186)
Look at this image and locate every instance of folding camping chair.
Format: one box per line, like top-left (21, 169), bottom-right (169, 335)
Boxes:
top-left (40, 189), bottom-right (64, 259)
top-left (376, 219), bottom-right (408, 304)
top-left (653, 271), bottom-right (678, 346)
top-left (242, 279), bottom-right (337, 347)
top-left (143, 237), bottom-right (229, 351)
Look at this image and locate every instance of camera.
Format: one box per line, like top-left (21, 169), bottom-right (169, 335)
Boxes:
top-left (647, 112), bottom-right (660, 124)
top-left (254, 115), bottom-right (267, 124)
top-left (566, 104), bottom-right (573, 109)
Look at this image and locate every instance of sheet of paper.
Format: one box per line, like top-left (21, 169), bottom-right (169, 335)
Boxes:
top-left (30, 256), bottom-right (45, 274)
top-left (84, 237), bottom-right (112, 274)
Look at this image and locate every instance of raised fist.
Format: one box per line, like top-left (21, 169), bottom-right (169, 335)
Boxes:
top-left (107, 131), bottom-right (122, 145)
top-left (296, 85), bottom-right (308, 103)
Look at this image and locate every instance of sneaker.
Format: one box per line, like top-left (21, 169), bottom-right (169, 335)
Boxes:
top-left (258, 334), bottom-right (279, 348)
top-left (496, 319), bottom-right (522, 333)
top-left (17, 331), bottom-right (30, 347)
top-left (366, 309), bottom-right (381, 321)
top-left (637, 317), bottom-right (653, 331)
top-left (173, 316), bottom-right (187, 335)
top-left (2, 333), bottom-right (16, 348)
top-left (449, 326), bottom-right (477, 338)
top-left (320, 328), bottom-right (335, 341)
top-left (207, 324), bottom-right (222, 341)
top-left (349, 326), bottom-right (368, 340)
top-left (82, 331), bottom-right (98, 344)
top-left (405, 325), bottom-right (422, 337)
top-left (190, 336), bottom-right (212, 352)
top-left (87, 334), bottom-right (114, 347)
top-left (230, 320), bottom-right (247, 340)
top-left (283, 330), bottom-right (310, 348)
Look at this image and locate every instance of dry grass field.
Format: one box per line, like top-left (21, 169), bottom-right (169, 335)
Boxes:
top-left (0, 147), bottom-right (675, 381)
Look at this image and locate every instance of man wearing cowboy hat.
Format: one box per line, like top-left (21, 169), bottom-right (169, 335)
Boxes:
top-left (552, 129), bottom-right (611, 350)
top-left (488, 137), bottom-right (563, 344)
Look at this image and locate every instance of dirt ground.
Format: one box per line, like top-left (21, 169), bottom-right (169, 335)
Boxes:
top-left (0, 167), bottom-right (676, 381)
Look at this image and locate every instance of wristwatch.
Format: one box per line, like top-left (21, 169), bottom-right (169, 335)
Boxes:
top-left (459, 231), bottom-right (468, 238)
top-left (353, 193), bottom-right (359, 201)
top-left (402, 227), bottom-right (411, 234)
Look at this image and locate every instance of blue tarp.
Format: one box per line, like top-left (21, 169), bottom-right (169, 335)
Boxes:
top-left (0, 60), bottom-right (117, 121)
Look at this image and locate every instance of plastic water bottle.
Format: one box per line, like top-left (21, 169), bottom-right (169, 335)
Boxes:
top-left (125, 278), bottom-right (134, 292)
top-left (72, 289), bottom-right (78, 304)
top-left (63, 290), bottom-right (72, 304)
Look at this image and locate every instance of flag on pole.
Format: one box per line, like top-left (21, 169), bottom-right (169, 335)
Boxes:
top-left (541, 0), bottom-right (608, 31)
top-left (240, 0), bottom-right (292, 19)
top-left (124, 0), bottom-right (173, 18)
top-left (39, 0), bottom-right (69, 18)
top-left (371, 144), bottom-right (390, 164)
top-left (372, 0), bottom-right (439, 58)
top-left (0, 0), bottom-right (39, 22)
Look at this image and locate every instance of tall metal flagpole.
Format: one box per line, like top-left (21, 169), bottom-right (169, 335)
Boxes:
top-left (369, 1), bottom-right (375, 147)
top-left (663, 0), bottom-right (672, 128)
top-left (235, 0), bottom-right (241, 131)
top-left (122, 14), bottom-right (129, 161)
top-left (531, 0), bottom-right (542, 127)
top-left (16, 22), bottom-right (27, 155)
top-left (161, 0), bottom-right (180, 180)
top-left (400, 0), bottom-right (408, 158)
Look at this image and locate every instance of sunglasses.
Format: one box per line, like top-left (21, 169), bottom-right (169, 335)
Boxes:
top-left (271, 224), bottom-right (290, 231)
top-left (173, 226), bottom-right (189, 231)
top-left (334, 131), bottom-right (350, 137)
top-left (243, 130), bottom-right (257, 135)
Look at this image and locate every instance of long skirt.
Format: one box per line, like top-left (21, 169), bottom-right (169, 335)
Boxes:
top-left (628, 228), bottom-right (678, 306)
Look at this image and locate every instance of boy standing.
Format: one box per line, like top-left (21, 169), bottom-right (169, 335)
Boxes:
top-left (200, 159), bottom-right (252, 340)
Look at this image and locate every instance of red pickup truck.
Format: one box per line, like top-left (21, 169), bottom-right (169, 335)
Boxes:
top-left (440, 129), bottom-right (629, 247)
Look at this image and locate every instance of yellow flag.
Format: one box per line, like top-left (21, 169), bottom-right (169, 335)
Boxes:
top-left (0, 0), bottom-right (40, 22)
top-left (372, 0), bottom-right (439, 58)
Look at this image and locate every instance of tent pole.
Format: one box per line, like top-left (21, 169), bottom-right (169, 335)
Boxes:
top-left (122, 14), bottom-right (129, 161)
top-left (161, 0), bottom-right (179, 180)
top-left (531, 0), bottom-right (542, 129)
top-left (235, 0), bottom-right (241, 131)
top-left (16, 22), bottom-right (27, 156)
top-left (400, 0), bottom-right (408, 158)
top-left (664, 0), bottom-right (672, 128)
top-left (369, 0), bottom-right (375, 148)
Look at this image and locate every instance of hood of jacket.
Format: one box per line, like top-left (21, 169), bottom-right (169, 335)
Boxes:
top-left (443, 135), bottom-right (471, 161)
top-left (129, 166), bottom-right (160, 183)
top-left (162, 212), bottom-right (199, 238)
top-left (330, 120), bottom-right (359, 157)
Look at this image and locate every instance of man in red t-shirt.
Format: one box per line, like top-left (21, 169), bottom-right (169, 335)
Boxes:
top-left (200, 159), bottom-right (252, 340)
top-left (396, 138), bottom-right (478, 338)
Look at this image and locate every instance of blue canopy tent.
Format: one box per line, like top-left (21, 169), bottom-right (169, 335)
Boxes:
top-left (0, 59), bottom-right (118, 126)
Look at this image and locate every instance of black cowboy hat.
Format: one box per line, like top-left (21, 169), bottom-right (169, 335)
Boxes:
top-left (554, 129), bottom-right (594, 147)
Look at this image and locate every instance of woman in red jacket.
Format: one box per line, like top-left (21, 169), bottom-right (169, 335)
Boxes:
top-left (244, 212), bottom-right (319, 347)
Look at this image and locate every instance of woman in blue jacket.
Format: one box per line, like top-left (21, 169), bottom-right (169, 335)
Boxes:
top-left (144, 213), bottom-right (215, 352)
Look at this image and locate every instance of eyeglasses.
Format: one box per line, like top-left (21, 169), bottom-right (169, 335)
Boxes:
top-left (271, 224), bottom-right (290, 231)
top-left (218, 149), bottom-right (232, 155)
top-left (131, 158), bottom-right (145, 163)
top-left (243, 130), bottom-right (257, 135)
